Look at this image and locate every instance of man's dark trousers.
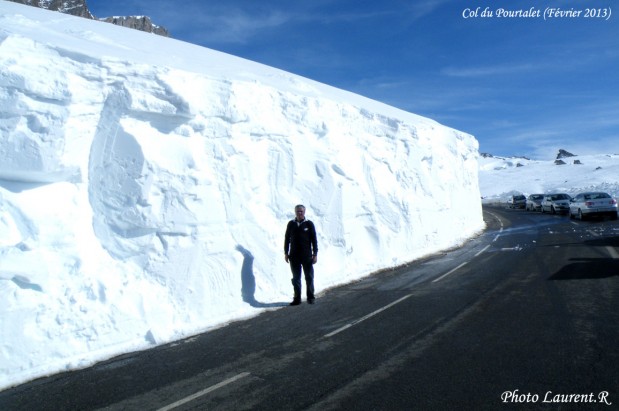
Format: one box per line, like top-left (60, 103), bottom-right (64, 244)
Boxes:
top-left (290, 256), bottom-right (314, 301)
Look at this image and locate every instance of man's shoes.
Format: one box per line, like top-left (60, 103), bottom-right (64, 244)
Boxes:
top-left (289, 299), bottom-right (301, 306)
top-left (307, 298), bottom-right (315, 304)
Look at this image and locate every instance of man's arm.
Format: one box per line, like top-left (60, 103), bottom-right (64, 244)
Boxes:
top-left (284, 221), bottom-right (292, 262)
top-left (310, 221), bottom-right (318, 263)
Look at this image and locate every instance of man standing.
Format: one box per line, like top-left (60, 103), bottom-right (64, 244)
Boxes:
top-left (284, 204), bottom-right (318, 305)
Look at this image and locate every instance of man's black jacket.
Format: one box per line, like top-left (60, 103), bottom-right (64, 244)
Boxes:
top-left (284, 219), bottom-right (318, 259)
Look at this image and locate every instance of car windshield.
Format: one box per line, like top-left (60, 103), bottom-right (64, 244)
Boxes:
top-left (550, 194), bottom-right (569, 200)
top-left (584, 193), bottom-right (610, 200)
top-left (531, 195), bottom-right (544, 200)
top-left (514, 195), bottom-right (525, 200)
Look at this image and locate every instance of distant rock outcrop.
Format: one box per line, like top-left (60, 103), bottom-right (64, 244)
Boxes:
top-left (7, 0), bottom-right (170, 36)
top-left (8, 0), bottom-right (93, 18)
top-left (557, 149), bottom-right (576, 159)
top-left (100, 16), bottom-right (169, 37)
top-left (480, 153), bottom-right (531, 161)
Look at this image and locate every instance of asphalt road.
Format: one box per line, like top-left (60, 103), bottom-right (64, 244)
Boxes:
top-left (1, 205), bottom-right (618, 410)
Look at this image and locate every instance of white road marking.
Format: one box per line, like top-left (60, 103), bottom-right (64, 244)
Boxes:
top-left (324, 294), bottom-right (413, 338)
top-left (157, 372), bottom-right (251, 411)
top-left (485, 210), bottom-right (504, 229)
top-left (475, 244), bottom-right (491, 257)
top-left (606, 246), bottom-right (619, 259)
top-left (484, 210), bottom-right (503, 243)
top-left (584, 230), bottom-right (619, 258)
top-left (432, 262), bottom-right (468, 283)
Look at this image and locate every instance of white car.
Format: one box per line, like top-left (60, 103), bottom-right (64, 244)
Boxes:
top-left (569, 192), bottom-right (618, 220)
top-left (541, 193), bottom-right (571, 214)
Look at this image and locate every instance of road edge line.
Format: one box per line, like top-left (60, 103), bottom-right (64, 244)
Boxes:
top-left (324, 294), bottom-right (413, 338)
top-left (157, 372), bottom-right (251, 411)
top-left (432, 262), bottom-right (468, 283)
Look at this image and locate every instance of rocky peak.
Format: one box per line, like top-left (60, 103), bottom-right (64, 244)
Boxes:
top-left (556, 149), bottom-right (576, 159)
top-left (6, 0), bottom-right (170, 37)
top-left (100, 16), bottom-right (169, 37)
top-left (7, 0), bottom-right (93, 18)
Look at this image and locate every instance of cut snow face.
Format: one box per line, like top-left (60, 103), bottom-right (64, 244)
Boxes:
top-left (0, 1), bottom-right (483, 390)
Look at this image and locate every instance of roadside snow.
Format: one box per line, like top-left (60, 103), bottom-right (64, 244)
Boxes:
top-left (479, 154), bottom-right (619, 202)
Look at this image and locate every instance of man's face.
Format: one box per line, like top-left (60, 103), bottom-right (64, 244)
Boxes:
top-left (295, 207), bottom-right (305, 220)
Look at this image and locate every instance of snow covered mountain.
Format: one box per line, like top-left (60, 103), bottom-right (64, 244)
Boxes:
top-left (479, 151), bottom-right (619, 201)
top-left (0, 2), bottom-right (482, 390)
top-left (7, 0), bottom-right (93, 18)
top-left (6, 0), bottom-right (169, 35)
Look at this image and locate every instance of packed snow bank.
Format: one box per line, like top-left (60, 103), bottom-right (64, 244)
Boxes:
top-left (0, 1), bottom-right (483, 390)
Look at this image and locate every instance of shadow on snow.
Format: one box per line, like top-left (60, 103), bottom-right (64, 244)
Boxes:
top-left (236, 245), bottom-right (288, 308)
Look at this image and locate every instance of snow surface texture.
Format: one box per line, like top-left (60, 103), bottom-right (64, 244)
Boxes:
top-left (479, 154), bottom-right (619, 202)
top-left (0, 2), bottom-right (483, 390)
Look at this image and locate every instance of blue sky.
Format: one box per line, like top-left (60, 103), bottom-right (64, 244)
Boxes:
top-left (88, 0), bottom-right (619, 160)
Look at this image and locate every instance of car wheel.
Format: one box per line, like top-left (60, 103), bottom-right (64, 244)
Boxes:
top-left (578, 209), bottom-right (585, 221)
top-left (551, 206), bottom-right (556, 215)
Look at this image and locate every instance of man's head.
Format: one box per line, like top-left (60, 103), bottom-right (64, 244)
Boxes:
top-left (295, 204), bottom-right (306, 220)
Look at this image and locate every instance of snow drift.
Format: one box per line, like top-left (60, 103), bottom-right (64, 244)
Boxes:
top-left (0, 1), bottom-right (483, 390)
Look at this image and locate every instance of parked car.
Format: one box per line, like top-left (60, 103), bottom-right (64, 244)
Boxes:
top-left (541, 193), bottom-right (571, 214)
top-left (569, 192), bottom-right (618, 220)
top-left (526, 194), bottom-right (544, 211)
top-left (508, 194), bottom-right (526, 209)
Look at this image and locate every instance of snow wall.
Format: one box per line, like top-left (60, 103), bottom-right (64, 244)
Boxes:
top-left (0, 2), bottom-right (483, 389)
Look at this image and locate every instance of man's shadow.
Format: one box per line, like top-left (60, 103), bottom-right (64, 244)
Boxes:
top-left (236, 245), bottom-right (288, 308)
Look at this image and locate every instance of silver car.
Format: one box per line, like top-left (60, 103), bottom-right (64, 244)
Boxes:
top-left (508, 194), bottom-right (526, 209)
top-left (541, 193), bottom-right (571, 214)
top-left (526, 194), bottom-right (544, 211)
top-left (569, 192), bottom-right (618, 220)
